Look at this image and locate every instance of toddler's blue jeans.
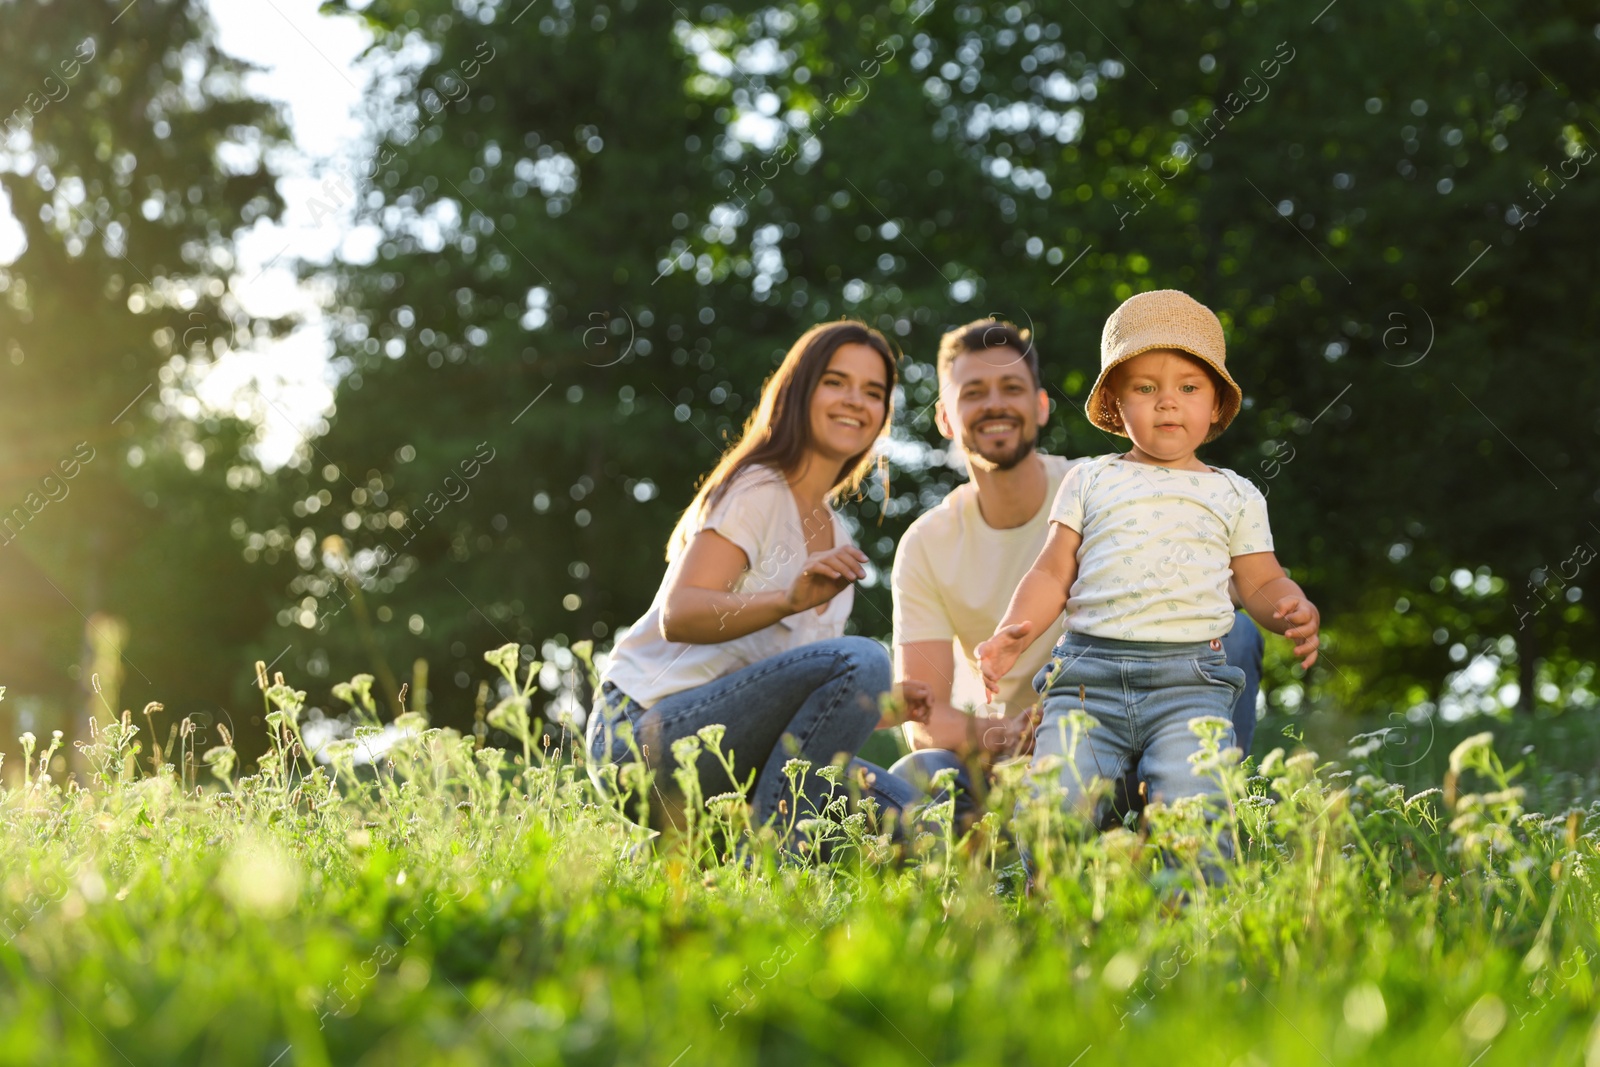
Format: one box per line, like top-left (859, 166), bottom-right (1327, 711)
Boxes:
top-left (1030, 632), bottom-right (1244, 850)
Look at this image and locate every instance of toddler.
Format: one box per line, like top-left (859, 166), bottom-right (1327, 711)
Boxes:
top-left (976, 289), bottom-right (1320, 839)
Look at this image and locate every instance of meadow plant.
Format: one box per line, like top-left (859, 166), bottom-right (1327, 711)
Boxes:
top-left (0, 655), bottom-right (1592, 1064)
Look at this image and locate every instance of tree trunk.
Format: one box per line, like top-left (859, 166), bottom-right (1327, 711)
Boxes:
top-left (1517, 614), bottom-right (1538, 715)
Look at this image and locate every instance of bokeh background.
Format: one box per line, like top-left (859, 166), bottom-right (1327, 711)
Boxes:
top-left (0, 0), bottom-right (1595, 776)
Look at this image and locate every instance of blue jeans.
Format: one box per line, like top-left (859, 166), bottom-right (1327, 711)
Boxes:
top-left (1219, 610), bottom-right (1264, 755)
top-left (1031, 632), bottom-right (1243, 835)
top-left (890, 615), bottom-right (1262, 834)
top-left (586, 637), bottom-right (891, 846)
top-left (883, 749), bottom-right (980, 827)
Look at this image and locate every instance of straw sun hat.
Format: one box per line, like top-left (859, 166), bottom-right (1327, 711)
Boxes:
top-left (1084, 289), bottom-right (1243, 444)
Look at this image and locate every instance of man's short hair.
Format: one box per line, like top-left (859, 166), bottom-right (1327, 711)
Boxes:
top-left (935, 318), bottom-right (1041, 388)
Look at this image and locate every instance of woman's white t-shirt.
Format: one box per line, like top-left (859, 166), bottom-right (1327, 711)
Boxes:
top-left (1048, 454), bottom-right (1274, 642)
top-left (603, 465), bottom-right (855, 709)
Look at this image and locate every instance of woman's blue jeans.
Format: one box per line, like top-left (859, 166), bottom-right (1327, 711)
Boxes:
top-left (586, 637), bottom-right (892, 847)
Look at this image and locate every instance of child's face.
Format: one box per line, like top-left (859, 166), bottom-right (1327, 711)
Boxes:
top-left (1108, 349), bottom-right (1222, 464)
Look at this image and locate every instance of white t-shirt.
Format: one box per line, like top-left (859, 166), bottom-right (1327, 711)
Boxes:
top-left (603, 464), bottom-right (855, 709)
top-left (892, 454), bottom-right (1083, 715)
top-left (1048, 454), bottom-right (1273, 642)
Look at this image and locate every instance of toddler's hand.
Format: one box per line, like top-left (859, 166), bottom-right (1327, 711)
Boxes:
top-left (975, 622), bottom-right (1032, 703)
top-left (1272, 595), bottom-right (1321, 668)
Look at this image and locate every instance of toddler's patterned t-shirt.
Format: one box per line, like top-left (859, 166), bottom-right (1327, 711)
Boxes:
top-left (1048, 454), bottom-right (1273, 641)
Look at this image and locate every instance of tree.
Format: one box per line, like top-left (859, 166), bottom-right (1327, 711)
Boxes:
top-left (0, 0), bottom-right (292, 763)
top-left (274, 0), bottom-right (1598, 733)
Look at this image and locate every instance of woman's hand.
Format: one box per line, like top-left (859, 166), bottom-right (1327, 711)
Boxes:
top-left (974, 622), bottom-right (1033, 703)
top-left (877, 679), bottom-right (932, 729)
top-left (783, 545), bottom-right (868, 615)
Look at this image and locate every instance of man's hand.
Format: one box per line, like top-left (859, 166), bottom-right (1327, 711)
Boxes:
top-left (878, 679), bottom-right (933, 729)
top-left (981, 703), bottom-right (1043, 759)
top-left (1273, 594), bottom-right (1321, 668)
top-left (975, 622), bottom-right (1033, 702)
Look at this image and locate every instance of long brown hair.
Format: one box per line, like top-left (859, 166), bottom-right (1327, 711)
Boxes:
top-left (667, 320), bottom-right (898, 560)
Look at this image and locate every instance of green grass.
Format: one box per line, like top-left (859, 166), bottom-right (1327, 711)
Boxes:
top-left (0, 649), bottom-right (1596, 1067)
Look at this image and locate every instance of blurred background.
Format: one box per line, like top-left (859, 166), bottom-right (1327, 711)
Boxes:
top-left (0, 0), bottom-right (1595, 783)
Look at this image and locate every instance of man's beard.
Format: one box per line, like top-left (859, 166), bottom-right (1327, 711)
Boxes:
top-left (962, 419), bottom-right (1038, 472)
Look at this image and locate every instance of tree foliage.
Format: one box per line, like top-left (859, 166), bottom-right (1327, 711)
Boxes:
top-left (0, 0), bottom-right (293, 747)
top-left (252, 0), bottom-right (1598, 734)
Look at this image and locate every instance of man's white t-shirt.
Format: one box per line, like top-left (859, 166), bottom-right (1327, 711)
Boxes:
top-left (1048, 454), bottom-right (1274, 642)
top-left (892, 453), bottom-right (1082, 715)
top-left (603, 465), bottom-right (854, 709)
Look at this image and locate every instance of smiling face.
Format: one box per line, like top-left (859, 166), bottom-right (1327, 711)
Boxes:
top-left (1108, 349), bottom-right (1223, 467)
top-left (806, 342), bottom-right (891, 464)
top-left (936, 346), bottom-right (1049, 471)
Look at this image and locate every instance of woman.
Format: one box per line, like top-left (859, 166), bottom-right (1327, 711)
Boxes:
top-left (586, 321), bottom-right (927, 850)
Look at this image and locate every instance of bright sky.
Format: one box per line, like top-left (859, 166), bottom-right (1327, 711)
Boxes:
top-left (0, 2), bottom-right (805, 470)
top-left (201, 0), bottom-right (379, 468)
top-left (0, 0), bottom-right (381, 468)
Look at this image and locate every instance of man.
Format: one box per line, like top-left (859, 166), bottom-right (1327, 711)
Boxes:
top-left (888, 318), bottom-right (1264, 809)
